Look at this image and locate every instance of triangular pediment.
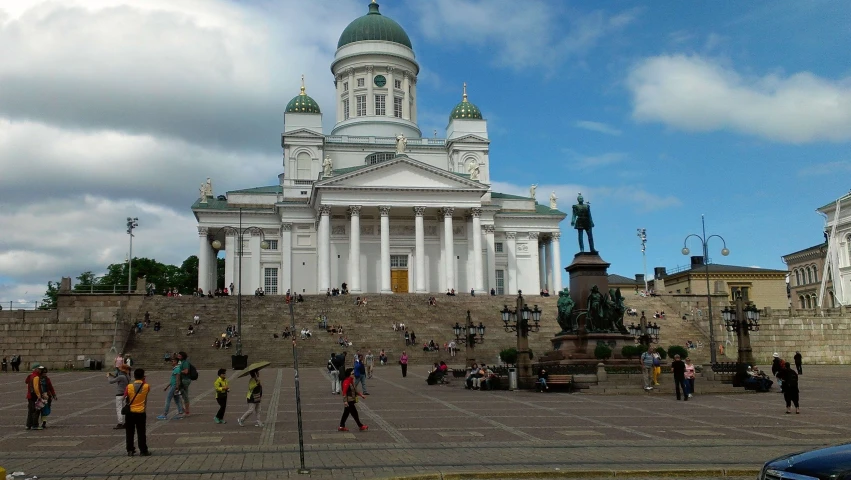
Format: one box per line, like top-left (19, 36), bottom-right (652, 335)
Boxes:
top-left (447, 134), bottom-right (490, 144)
top-left (283, 128), bottom-right (324, 138)
top-left (316, 156), bottom-right (487, 190)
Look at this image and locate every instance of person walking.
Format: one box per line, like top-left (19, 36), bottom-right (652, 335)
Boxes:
top-left (338, 368), bottom-right (368, 432)
top-left (12, 354), bottom-right (21, 372)
top-left (157, 357), bottom-right (184, 420)
top-left (213, 368), bottom-right (229, 424)
top-left (353, 354), bottom-right (369, 395)
top-left (237, 370), bottom-right (263, 427)
top-left (114, 352), bottom-right (125, 375)
top-left (108, 364), bottom-right (131, 429)
top-left (684, 357), bottom-right (696, 398)
top-left (671, 354), bottom-right (688, 401)
top-left (2, 356), bottom-right (7, 372)
top-left (640, 348), bottom-right (654, 391)
top-left (177, 352), bottom-right (194, 415)
top-left (25, 364), bottom-right (43, 430)
top-left (124, 368), bottom-right (151, 457)
top-left (329, 352), bottom-right (346, 394)
top-left (771, 353), bottom-right (782, 390)
top-left (794, 351), bottom-right (803, 375)
top-left (399, 351), bottom-right (409, 378)
top-left (365, 350), bottom-right (375, 379)
top-left (779, 362), bottom-right (800, 414)
top-left (38, 367), bottom-right (57, 428)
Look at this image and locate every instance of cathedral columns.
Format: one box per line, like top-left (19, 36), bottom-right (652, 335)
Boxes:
top-left (551, 232), bottom-right (563, 292)
top-left (380, 206), bottom-right (392, 293)
top-left (545, 237), bottom-right (554, 291)
top-left (402, 71), bottom-right (411, 120)
top-left (280, 223), bottom-right (292, 294)
top-left (538, 241), bottom-right (547, 291)
top-left (318, 205), bottom-right (331, 292)
top-left (484, 225), bottom-right (496, 293)
top-left (366, 66), bottom-right (374, 116)
top-left (385, 68), bottom-right (394, 118)
top-left (414, 206), bottom-right (426, 293)
top-left (443, 207), bottom-right (455, 291)
top-left (349, 207), bottom-right (361, 294)
top-left (506, 231), bottom-right (517, 295)
top-left (472, 208), bottom-right (483, 292)
top-left (198, 227), bottom-right (211, 293)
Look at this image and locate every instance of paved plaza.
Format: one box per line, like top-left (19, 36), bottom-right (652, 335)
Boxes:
top-left (1, 364), bottom-right (848, 479)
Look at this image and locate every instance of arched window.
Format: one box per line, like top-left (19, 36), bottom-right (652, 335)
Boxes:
top-left (847, 235), bottom-right (851, 266)
top-left (297, 152), bottom-right (311, 180)
top-left (813, 265), bottom-right (818, 283)
top-left (807, 267), bottom-right (814, 284)
top-left (799, 295), bottom-right (805, 309)
top-left (795, 269), bottom-right (801, 286)
top-left (805, 295), bottom-right (812, 309)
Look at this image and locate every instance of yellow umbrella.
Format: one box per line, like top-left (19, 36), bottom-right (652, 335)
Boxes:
top-left (236, 361), bottom-right (271, 378)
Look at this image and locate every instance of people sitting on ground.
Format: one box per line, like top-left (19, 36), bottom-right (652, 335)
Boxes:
top-left (361, 297), bottom-right (368, 306)
top-left (223, 338), bottom-right (232, 349)
top-left (343, 336), bottom-right (351, 346)
top-left (272, 333), bottom-right (279, 339)
top-left (153, 321), bottom-right (161, 332)
top-left (193, 314), bottom-right (200, 325)
top-left (207, 290), bottom-right (214, 298)
top-left (399, 322), bottom-right (405, 330)
top-left (304, 328), bottom-right (312, 339)
top-left (470, 288), bottom-right (475, 296)
top-left (212, 339), bottom-right (221, 348)
top-left (163, 352), bottom-right (172, 362)
top-left (540, 289), bottom-right (550, 297)
top-left (285, 292), bottom-right (292, 304)
top-left (326, 288), bottom-right (331, 297)
top-left (490, 288), bottom-right (496, 296)
top-left (297, 294), bottom-right (304, 303)
top-left (428, 296), bottom-right (437, 306)
top-left (392, 322), bottom-right (398, 332)
top-left (537, 368), bottom-right (549, 392)
top-left (379, 349), bottom-right (387, 365)
top-left (429, 339), bottom-right (437, 351)
top-left (223, 287), bottom-right (229, 296)
top-left (187, 324), bottom-right (195, 336)
top-left (356, 296), bottom-right (363, 306)
top-left (339, 336), bottom-right (346, 347)
top-left (404, 331), bottom-right (411, 346)
top-left (446, 289), bottom-right (456, 296)
top-left (341, 282), bottom-right (348, 294)
top-left (254, 288), bottom-right (263, 296)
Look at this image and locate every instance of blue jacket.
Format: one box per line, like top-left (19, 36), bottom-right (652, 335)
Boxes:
top-left (354, 361), bottom-right (365, 378)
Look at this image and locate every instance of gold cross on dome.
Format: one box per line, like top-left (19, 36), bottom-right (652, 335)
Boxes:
top-left (300, 74), bottom-right (306, 95)
top-left (462, 82), bottom-right (468, 102)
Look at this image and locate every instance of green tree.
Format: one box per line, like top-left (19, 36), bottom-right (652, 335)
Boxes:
top-left (72, 271), bottom-right (96, 292)
top-left (38, 281), bottom-right (60, 310)
top-left (180, 255), bottom-right (199, 293)
top-left (217, 257), bottom-right (225, 289)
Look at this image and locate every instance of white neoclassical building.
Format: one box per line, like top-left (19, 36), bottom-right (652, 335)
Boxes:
top-left (193, 1), bottom-right (566, 295)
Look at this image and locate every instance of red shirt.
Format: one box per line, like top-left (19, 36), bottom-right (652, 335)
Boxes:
top-left (341, 377), bottom-right (354, 399)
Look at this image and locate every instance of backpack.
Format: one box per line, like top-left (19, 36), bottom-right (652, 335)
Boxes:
top-left (188, 363), bottom-right (199, 381)
top-left (652, 355), bottom-right (661, 367)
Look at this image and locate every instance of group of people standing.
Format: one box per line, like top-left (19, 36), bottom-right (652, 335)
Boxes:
top-left (2, 354), bottom-right (23, 372)
top-left (772, 352), bottom-right (802, 414)
top-left (25, 363), bottom-right (57, 430)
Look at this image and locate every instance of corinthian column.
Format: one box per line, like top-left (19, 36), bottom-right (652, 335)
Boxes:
top-left (414, 206), bottom-right (426, 293)
top-left (443, 207), bottom-right (455, 291)
top-left (318, 205), bottom-right (331, 292)
top-left (198, 227), bottom-right (210, 293)
top-left (471, 208), bottom-right (484, 292)
top-left (380, 206), bottom-right (391, 293)
top-left (349, 206), bottom-right (362, 293)
top-left (551, 231), bottom-right (563, 292)
top-left (506, 231), bottom-right (517, 295)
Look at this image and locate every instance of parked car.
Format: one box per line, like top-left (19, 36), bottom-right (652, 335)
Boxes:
top-left (760, 443), bottom-right (851, 479)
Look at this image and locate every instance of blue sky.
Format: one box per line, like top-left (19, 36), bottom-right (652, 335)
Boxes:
top-left (0, 0), bottom-right (849, 304)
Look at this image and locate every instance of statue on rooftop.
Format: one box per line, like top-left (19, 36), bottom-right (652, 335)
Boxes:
top-left (549, 191), bottom-right (557, 210)
top-left (530, 184), bottom-right (537, 199)
top-left (467, 160), bottom-right (480, 181)
top-left (571, 193), bottom-right (596, 253)
top-left (322, 155), bottom-right (333, 177)
top-left (395, 133), bottom-right (407, 155)
top-left (199, 177), bottom-right (213, 202)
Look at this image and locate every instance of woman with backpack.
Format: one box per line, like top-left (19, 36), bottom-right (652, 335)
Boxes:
top-left (237, 370), bottom-right (263, 427)
top-left (338, 368), bottom-right (367, 432)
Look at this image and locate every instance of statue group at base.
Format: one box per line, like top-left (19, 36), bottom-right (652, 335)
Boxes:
top-left (556, 286), bottom-right (628, 335)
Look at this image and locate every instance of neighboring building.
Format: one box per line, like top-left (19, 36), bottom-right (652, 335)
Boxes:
top-left (818, 192), bottom-right (851, 305)
top-left (608, 274), bottom-right (645, 292)
top-left (192, 2), bottom-right (566, 296)
top-left (653, 256), bottom-right (788, 310)
top-left (781, 243), bottom-right (835, 309)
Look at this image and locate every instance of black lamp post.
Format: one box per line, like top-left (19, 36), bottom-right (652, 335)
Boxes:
top-left (501, 294), bottom-right (542, 389)
top-left (628, 311), bottom-right (660, 346)
top-left (213, 208), bottom-right (269, 370)
top-left (126, 217), bottom-right (139, 293)
top-left (682, 215), bottom-right (730, 364)
top-left (721, 293), bottom-right (760, 368)
top-left (453, 310), bottom-right (485, 368)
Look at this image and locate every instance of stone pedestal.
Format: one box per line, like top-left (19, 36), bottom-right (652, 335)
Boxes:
top-left (566, 252), bottom-right (609, 334)
top-left (546, 332), bottom-right (636, 365)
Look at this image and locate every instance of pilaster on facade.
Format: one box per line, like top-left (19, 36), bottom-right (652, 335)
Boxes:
top-left (349, 206), bottom-right (362, 294)
top-left (506, 231), bottom-right (518, 295)
top-left (551, 231), bottom-right (562, 292)
top-left (414, 206), bottom-right (426, 293)
top-left (380, 205), bottom-right (392, 293)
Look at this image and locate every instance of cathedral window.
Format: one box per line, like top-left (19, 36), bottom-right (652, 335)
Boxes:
top-left (495, 242), bottom-right (504, 253)
top-left (297, 152), bottom-right (311, 179)
top-left (357, 78), bottom-right (365, 87)
top-left (264, 268), bottom-right (278, 294)
top-left (394, 79), bottom-right (401, 89)
top-left (813, 265), bottom-right (818, 283)
top-left (393, 97), bottom-right (402, 118)
top-left (375, 95), bottom-right (386, 116)
top-left (356, 95), bottom-right (367, 116)
top-left (266, 240), bottom-right (278, 250)
top-left (343, 82), bottom-right (349, 92)
top-left (366, 152), bottom-right (395, 165)
top-left (342, 100), bottom-right (350, 120)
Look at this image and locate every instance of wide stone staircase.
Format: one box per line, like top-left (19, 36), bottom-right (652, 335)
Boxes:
top-left (124, 293), bottom-right (715, 370)
top-left (619, 294), bottom-right (713, 365)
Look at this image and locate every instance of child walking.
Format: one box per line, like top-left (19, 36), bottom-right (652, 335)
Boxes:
top-left (213, 368), bottom-right (229, 424)
top-left (237, 370), bottom-right (263, 427)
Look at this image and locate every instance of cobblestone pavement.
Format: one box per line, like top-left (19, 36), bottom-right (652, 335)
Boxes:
top-left (0, 364), bottom-right (846, 479)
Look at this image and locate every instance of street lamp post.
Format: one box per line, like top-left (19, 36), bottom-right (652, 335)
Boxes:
top-left (682, 215), bottom-right (730, 364)
top-left (628, 311), bottom-right (660, 346)
top-left (452, 310), bottom-right (485, 368)
top-left (287, 299), bottom-right (309, 474)
top-left (722, 293), bottom-right (759, 367)
top-left (126, 217), bottom-right (138, 293)
top-left (211, 208), bottom-right (269, 370)
top-left (501, 294), bottom-right (542, 389)
top-left (637, 228), bottom-right (648, 293)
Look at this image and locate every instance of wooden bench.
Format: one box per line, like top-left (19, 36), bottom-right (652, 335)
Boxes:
top-left (537, 374), bottom-right (574, 392)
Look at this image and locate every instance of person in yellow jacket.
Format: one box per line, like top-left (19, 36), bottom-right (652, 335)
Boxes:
top-left (213, 368), bottom-right (229, 424)
top-left (124, 369), bottom-right (151, 457)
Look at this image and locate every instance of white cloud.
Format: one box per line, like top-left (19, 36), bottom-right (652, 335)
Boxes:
top-left (491, 181), bottom-right (681, 212)
top-left (574, 120), bottom-right (622, 136)
top-left (627, 55), bottom-right (851, 143)
top-left (575, 152), bottom-right (628, 170)
top-left (798, 160), bottom-right (851, 176)
top-left (411, 1), bottom-right (639, 69)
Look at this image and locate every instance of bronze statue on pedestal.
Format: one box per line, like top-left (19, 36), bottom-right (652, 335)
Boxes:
top-left (556, 288), bottom-right (576, 333)
top-left (571, 193), bottom-right (596, 253)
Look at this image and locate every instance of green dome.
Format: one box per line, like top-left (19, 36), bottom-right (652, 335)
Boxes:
top-left (449, 84), bottom-right (483, 120)
top-left (337, 2), bottom-right (412, 50)
top-left (286, 83), bottom-right (321, 114)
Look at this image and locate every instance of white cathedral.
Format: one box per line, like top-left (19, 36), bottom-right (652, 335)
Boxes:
top-left (193, 1), bottom-right (566, 296)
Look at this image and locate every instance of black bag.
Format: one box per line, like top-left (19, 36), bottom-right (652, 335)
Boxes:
top-left (122, 381), bottom-right (143, 415)
top-left (188, 363), bottom-right (199, 381)
top-left (250, 383), bottom-right (263, 402)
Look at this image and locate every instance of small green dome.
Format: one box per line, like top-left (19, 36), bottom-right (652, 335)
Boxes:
top-left (286, 81), bottom-right (321, 114)
top-left (449, 83), bottom-right (483, 120)
top-left (337, 2), bottom-right (412, 50)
